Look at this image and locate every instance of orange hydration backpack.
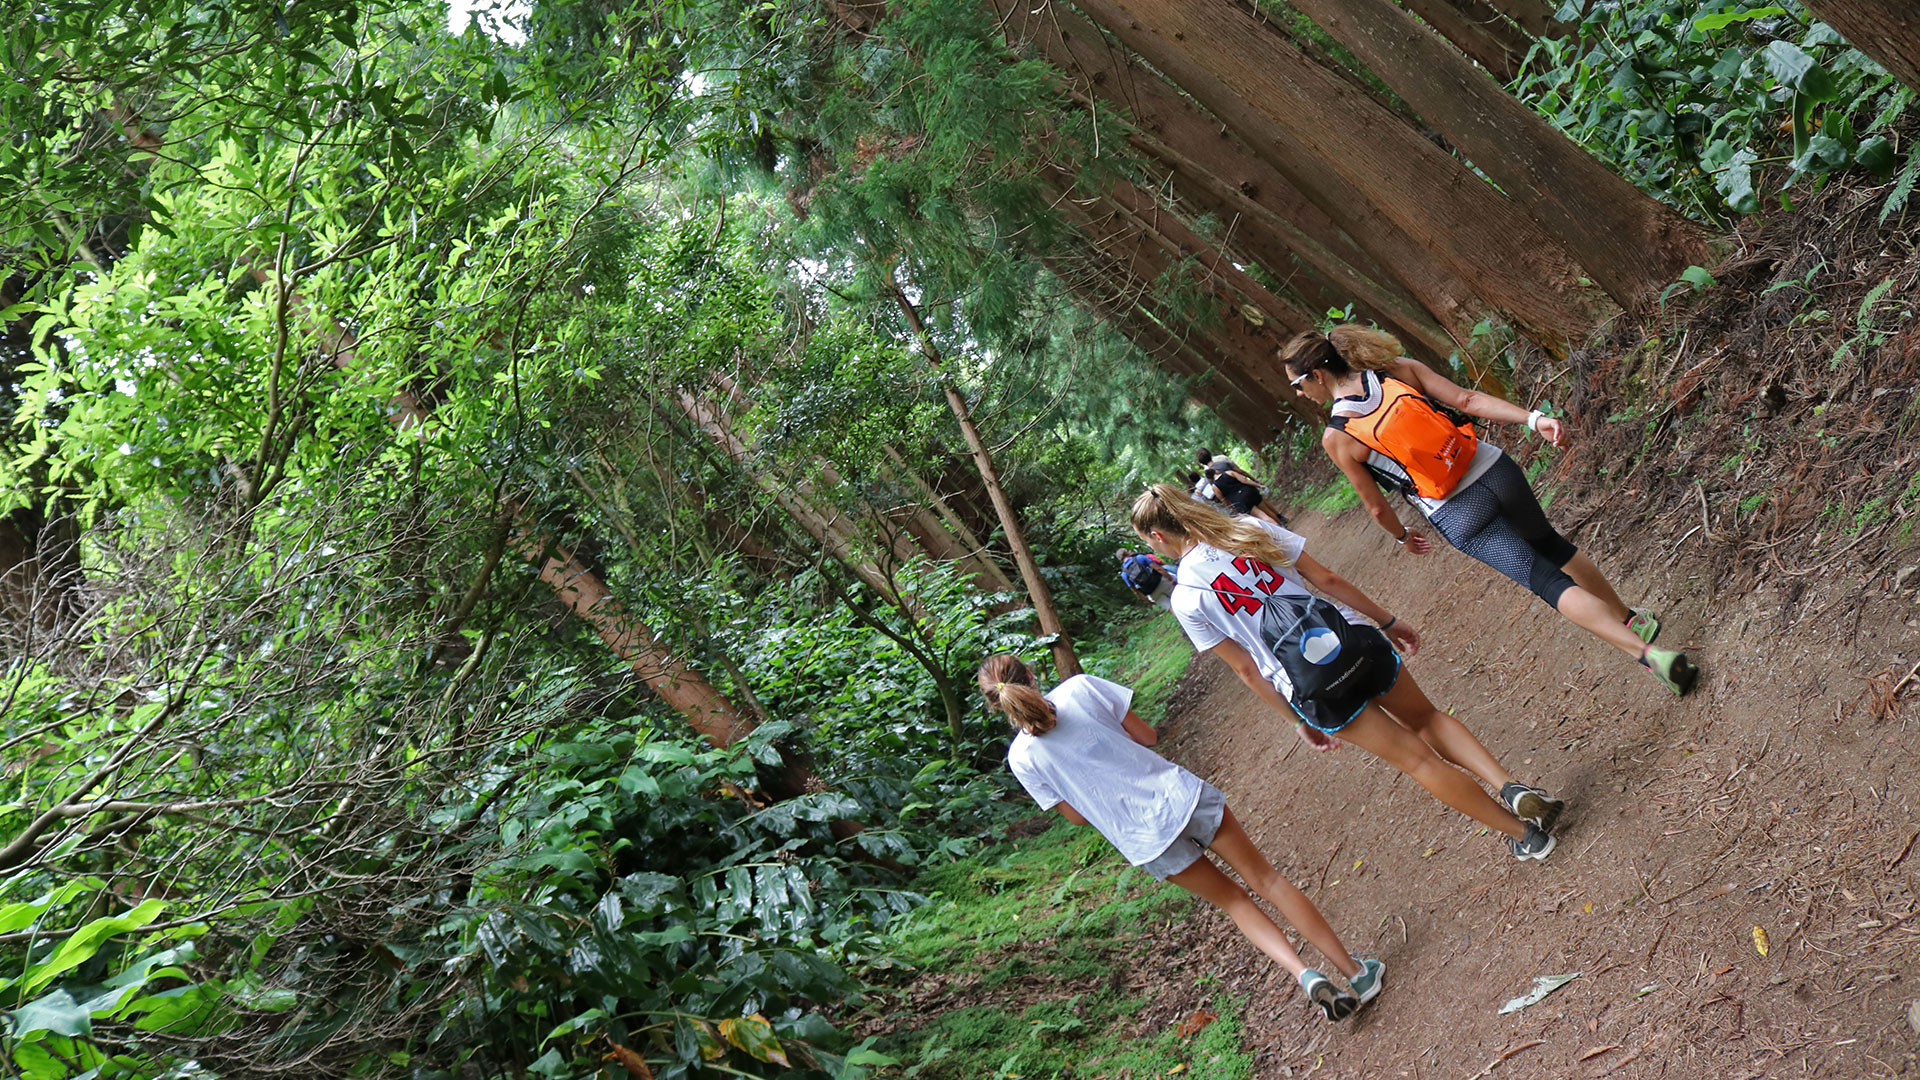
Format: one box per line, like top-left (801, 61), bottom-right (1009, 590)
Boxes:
top-left (1330, 376), bottom-right (1478, 499)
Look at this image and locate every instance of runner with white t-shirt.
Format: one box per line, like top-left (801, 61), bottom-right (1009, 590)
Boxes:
top-left (981, 653), bottom-right (1385, 1022)
top-left (1130, 484), bottom-right (1563, 861)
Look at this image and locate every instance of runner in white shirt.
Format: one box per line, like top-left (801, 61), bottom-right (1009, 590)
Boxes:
top-left (1130, 483), bottom-right (1564, 862)
top-left (982, 653), bottom-right (1384, 1022)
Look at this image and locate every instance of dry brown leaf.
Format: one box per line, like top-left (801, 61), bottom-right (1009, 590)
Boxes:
top-left (605, 1044), bottom-right (654, 1080)
top-left (1174, 1008), bottom-right (1217, 1039)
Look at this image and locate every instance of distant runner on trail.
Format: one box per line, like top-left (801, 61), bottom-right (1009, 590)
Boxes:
top-left (1183, 468), bottom-right (1220, 507)
top-left (1281, 326), bottom-right (1699, 696)
top-left (1130, 485), bottom-right (1564, 863)
top-left (1116, 548), bottom-right (1175, 610)
top-left (1196, 447), bottom-right (1284, 526)
top-left (980, 653), bottom-right (1385, 1023)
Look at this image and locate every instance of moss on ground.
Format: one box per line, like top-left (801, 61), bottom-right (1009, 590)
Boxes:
top-left (870, 822), bottom-right (1256, 1080)
top-left (1082, 612), bottom-right (1194, 726)
top-left (1292, 476), bottom-right (1362, 516)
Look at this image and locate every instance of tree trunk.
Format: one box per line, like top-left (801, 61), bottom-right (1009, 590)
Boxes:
top-left (1067, 248), bottom-right (1297, 424)
top-left (1073, 281), bottom-right (1279, 444)
top-left (1071, 0), bottom-right (1607, 353)
top-left (513, 527), bottom-right (820, 801)
top-left (1395, 0), bottom-right (1532, 81)
top-left (880, 446), bottom-right (1017, 592)
top-left (710, 372), bottom-right (1003, 589)
top-left (1289, 0), bottom-right (1711, 313)
top-left (676, 389), bottom-right (911, 608)
top-left (1039, 0), bottom-right (1493, 348)
top-left (1133, 144), bottom-right (1457, 363)
top-left (517, 529), bottom-right (749, 744)
top-left (1479, 0), bottom-right (1574, 39)
top-left (1801, 1), bottom-right (1920, 93)
top-left (889, 277), bottom-right (1081, 679)
top-left (1097, 174), bottom-right (1318, 335)
top-left (1049, 185), bottom-right (1315, 418)
top-left (991, 0), bottom-right (1464, 353)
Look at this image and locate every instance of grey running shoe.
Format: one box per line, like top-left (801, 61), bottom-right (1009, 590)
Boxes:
top-left (1500, 781), bottom-right (1566, 833)
top-left (1509, 823), bottom-right (1557, 862)
top-left (1299, 968), bottom-right (1360, 1021)
top-left (1348, 957), bottom-right (1386, 1007)
top-left (1641, 647), bottom-right (1699, 696)
top-left (1627, 609), bottom-right (1661, 645)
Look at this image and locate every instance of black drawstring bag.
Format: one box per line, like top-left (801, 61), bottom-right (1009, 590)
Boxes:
top-left (1257, 593), bottom-right (1375, 702)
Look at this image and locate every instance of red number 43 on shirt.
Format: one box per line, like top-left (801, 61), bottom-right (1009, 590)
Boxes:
top-left (1210, 556), bottom-right (1283, 615)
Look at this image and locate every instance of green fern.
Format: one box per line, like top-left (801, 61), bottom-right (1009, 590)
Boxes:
top-left (1880, 152), bottom-right (1920, 223)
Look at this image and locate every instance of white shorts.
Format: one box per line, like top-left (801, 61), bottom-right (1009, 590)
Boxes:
top-left (1138, 781), bottom-right (1227, 880)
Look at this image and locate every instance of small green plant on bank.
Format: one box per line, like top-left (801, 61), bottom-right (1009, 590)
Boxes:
top-left (870, 822), bottom-right (1253, 1080)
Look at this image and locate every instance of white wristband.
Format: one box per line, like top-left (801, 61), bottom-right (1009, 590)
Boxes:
top-left (1526, 409), bottom-right (1543, 432)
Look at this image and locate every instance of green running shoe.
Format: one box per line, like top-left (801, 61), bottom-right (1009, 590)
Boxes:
top-left (1627, 609), bottom-right (1661, 645)
top-left (1641, 647), bottom-right (1698, 696)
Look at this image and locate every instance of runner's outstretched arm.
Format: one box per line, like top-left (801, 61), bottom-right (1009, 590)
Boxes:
top-left (1392, 358), bottom-right (1566, 448)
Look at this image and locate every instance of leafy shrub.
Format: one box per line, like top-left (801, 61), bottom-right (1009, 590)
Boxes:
top-left (1521, 1), bottom-right (1912, 221)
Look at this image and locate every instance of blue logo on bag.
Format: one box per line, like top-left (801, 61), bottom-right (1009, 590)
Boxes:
top-left (1300, 627), bottom-right (1341, 665)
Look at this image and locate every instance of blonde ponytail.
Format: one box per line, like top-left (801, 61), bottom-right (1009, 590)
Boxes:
top-left (1280, 325), bottom-right (1404, 379)
top-left (1130, 484), bottom-right (1295, 571)
top-left (977, 654), bottom-right (1057, 736)
top-left (1328, 324), bottom-right (1405, 371)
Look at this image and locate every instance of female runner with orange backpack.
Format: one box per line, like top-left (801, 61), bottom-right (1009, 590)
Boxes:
top-left (1280, 326), bottom-right (1697, 695)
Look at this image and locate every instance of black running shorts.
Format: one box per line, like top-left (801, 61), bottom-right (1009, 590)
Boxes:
top-left (1428, 455), bottom-right (1578, 608)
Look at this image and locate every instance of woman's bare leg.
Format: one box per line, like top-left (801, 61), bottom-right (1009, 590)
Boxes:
top-left (1336, 705), bottom-right (1528, 839)
top-left (1165, 851), bottom-right (1313, 979)
top-left (1203, 807), bottom-right (1361, 979)
top-left (1372, 668), bottom-right (1514, 790)
top-left (1556, 584), bottom-right (1646, 657)
top-left (1561, 551), bottom-right (1631, 622)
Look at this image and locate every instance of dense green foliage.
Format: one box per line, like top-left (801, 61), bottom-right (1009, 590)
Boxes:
top-left (1520, 1), bottom-right (1913, 221)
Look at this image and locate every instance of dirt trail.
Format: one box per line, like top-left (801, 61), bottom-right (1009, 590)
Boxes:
top-left (1147, 504), bottom-right (1919, 1079)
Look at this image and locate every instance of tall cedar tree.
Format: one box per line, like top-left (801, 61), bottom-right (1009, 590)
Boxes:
top-left (990, 0), bottom-right (1461, 361)
top-left (1061, 0), bottom-right (1526, 348)
top-left (1285, 0), bottom-right (1712, 313)
top-left (1071, 0), bottom-right (1609, 352)
top-left (1800, 1), bottom-right (1920, 93)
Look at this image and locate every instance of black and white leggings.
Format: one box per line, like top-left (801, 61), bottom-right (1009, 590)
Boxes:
top-left (1427, 455), bottom-right (1578, 608)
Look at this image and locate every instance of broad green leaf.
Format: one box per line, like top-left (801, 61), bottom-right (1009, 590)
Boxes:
top-left (1679, 266), bottom-right (1716, 291)
top-left (1763, 42), bottom-right (1838, 100)
top-left (1716, 147), bottom-right (1760, 213)
top-left (719, 1013), bottom-right (790, 1066)
top-left (1693, 5), bottom-right (1786, 32)
top-left (23, 898), bottom-right (167, 996)
top-left (0, 880), bottom-right (95, 935)
top-left (10, 989), bottom-right (91, 1039)
top-left (1856, 136), bottom-right (1896, 176)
